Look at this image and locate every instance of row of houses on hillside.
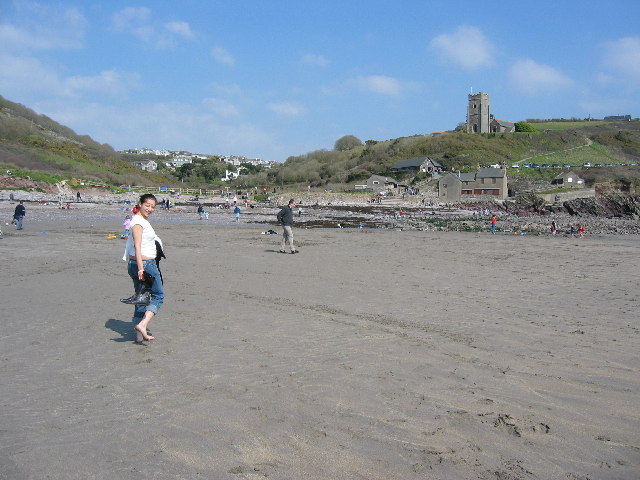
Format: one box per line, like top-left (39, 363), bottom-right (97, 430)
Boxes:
top-left (355, 156), bottom-right (444, 194)
top-left (360, 167), bottom-right (585, 202)
top-left (356, 155), bottom-right (510, 200)
top-left (359, 167), bottom-right (509, 201)
top-left (220, 155), bottom-right (275, 168)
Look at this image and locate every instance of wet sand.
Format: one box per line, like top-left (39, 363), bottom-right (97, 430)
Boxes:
top-left (1, 203), bottom-right (639, 479)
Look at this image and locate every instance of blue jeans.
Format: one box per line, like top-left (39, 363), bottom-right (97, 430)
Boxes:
top-left (15, 216), bottom-right (23, 230)
top-left (128, 259), bottom-right (164, 323)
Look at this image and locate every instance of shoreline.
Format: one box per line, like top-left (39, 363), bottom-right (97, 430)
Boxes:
top-left (2, 191), bottom-right (640, 236)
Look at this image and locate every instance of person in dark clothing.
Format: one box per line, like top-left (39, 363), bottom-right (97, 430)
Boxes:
top-left (276, 199), bottom-right (298, 254)
top-left (14, 201), bottom-right (26, 230)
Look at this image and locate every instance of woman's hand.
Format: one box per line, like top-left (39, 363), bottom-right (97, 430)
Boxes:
top-left (138, 269), bottom-right (145, 281)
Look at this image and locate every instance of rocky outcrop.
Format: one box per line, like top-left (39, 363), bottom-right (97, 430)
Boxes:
top-left (564, 194), bottom-right (640, 218)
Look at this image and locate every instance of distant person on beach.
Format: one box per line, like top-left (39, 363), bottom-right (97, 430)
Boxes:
top-left (578, 225), bottom-right (585, 238)
top-left (197, 204), bottom-right (204, 219)
top-left (13, 201), bottom-right (25, 230)
top-left (551, 220), bottom-right (557, 236)
top-left (123, 215), bottom-right (131, 237)
top-left (76, 191), bottom-right (82, 202)
top-left (234, 205), bottom-right (241, 223)
top-left (276, 198), bottom-right (298, 254)
top-left (123, 194), bottom-right (165, 344)
top-left (491, 215), bottom-right (497, 234)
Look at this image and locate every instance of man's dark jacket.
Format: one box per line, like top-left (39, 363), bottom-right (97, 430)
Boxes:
top-left (276, 205), bottom-right (294, 226)
top-left (14, 204), bottom-right (25, 217)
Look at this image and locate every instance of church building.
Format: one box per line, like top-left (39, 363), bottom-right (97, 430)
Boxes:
top-left (466, 92), bottom-right (514, 134)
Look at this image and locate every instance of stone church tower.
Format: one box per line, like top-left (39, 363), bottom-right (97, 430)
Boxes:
top-left (467, 92), bottom-right (490, 133)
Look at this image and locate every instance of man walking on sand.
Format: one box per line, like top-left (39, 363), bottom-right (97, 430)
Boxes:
top-left (14, 201), bottom-right (26, 230)
top-left (276, 199), bottom-right (298, 254)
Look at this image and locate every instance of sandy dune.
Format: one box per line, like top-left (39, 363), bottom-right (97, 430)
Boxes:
top-left (1, 204), bottom-right (639, 479)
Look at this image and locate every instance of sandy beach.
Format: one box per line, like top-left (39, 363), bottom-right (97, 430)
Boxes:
top-left (1, 201), bottom-right (639, 479)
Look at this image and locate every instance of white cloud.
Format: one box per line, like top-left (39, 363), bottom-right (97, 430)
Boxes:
top-left (430, 26), bottom-right (494, 70)
top-left (110, 7), bottom-right (151, 32)
top-left (165, 21), bottom-right (194, 39)
top-left (0, 53), bottom-right (140, 100)
top-left (601, 36), bottom-right (640, 80)
top-left (509, 59), bottom-right (573, 95)
top-left (211, 83), bottom-right (243, 96)
top-left (267, 101), bottom-right (306, 117)
top-left (211, 46), bottom-right (235, 66)
top-left (0, 53), bottom-right (61, 97)
top-left (110, 7), bottom-right (194, 48)
top-left (64, 70), bottom-right (142, 98)
top-left (203, 98), bottom-right (241, 118)
top-left (301, 54), bottom-right (330, 67)
top-left (0, 2), bottom-right (86, 51)
top-left (349, 75), bottom-right (403, 97)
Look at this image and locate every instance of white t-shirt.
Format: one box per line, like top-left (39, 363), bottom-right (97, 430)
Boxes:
top-left (122, 215), bottom-right (158, 260)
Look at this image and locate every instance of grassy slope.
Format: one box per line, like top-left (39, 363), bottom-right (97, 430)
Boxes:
top-left (1, 94), bottom-right (639, 190)
top-left (0, 96), bottom-right (172, 187)
top-left (257, 120), bottom-right (640, 189)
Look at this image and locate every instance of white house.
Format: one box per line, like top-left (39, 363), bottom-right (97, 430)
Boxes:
top-left (132, 160), bottom-right (158, 171)
top-left (168, 155), bottom-right (193, 167)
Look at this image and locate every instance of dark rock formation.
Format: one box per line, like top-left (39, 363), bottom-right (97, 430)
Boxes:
top-left (564, 194), bottom-right (640, 218)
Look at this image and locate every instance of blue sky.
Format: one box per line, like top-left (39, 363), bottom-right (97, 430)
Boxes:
top-left (1, 0), bottom-right (639, 162)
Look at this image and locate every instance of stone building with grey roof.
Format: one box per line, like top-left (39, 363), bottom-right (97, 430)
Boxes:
top-left (438, 167), bottom-right (508, 202)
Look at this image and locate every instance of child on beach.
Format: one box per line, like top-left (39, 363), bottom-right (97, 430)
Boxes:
top-left (123, 215), bottom-right (131, 238)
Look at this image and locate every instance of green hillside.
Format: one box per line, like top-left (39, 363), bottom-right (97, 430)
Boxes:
top-left (241, 119), bottom-right (640, 189)
top-left (0, 95), bottom-right (172, 188)
top-left (1, 94), bottom-right (639, 192)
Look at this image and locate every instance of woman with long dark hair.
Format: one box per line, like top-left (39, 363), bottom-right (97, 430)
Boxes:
top-left (124, 193), bottom-right (164, 343)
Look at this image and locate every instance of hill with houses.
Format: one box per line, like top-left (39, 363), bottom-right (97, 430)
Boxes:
top-left (1, 94), bottom-right (639, 198)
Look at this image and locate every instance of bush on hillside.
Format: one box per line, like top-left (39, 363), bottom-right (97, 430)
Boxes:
top-left (515, 121), bottom-right (537, 132)
top-left (334, 135), bottom-right (363, 151)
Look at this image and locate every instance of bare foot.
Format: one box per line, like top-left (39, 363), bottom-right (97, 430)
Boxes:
top-left (135, 324), bottom-right (155, 341)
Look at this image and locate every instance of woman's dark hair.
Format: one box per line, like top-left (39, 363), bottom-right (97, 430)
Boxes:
top-left (138, 193), bottom-right (158, 205)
